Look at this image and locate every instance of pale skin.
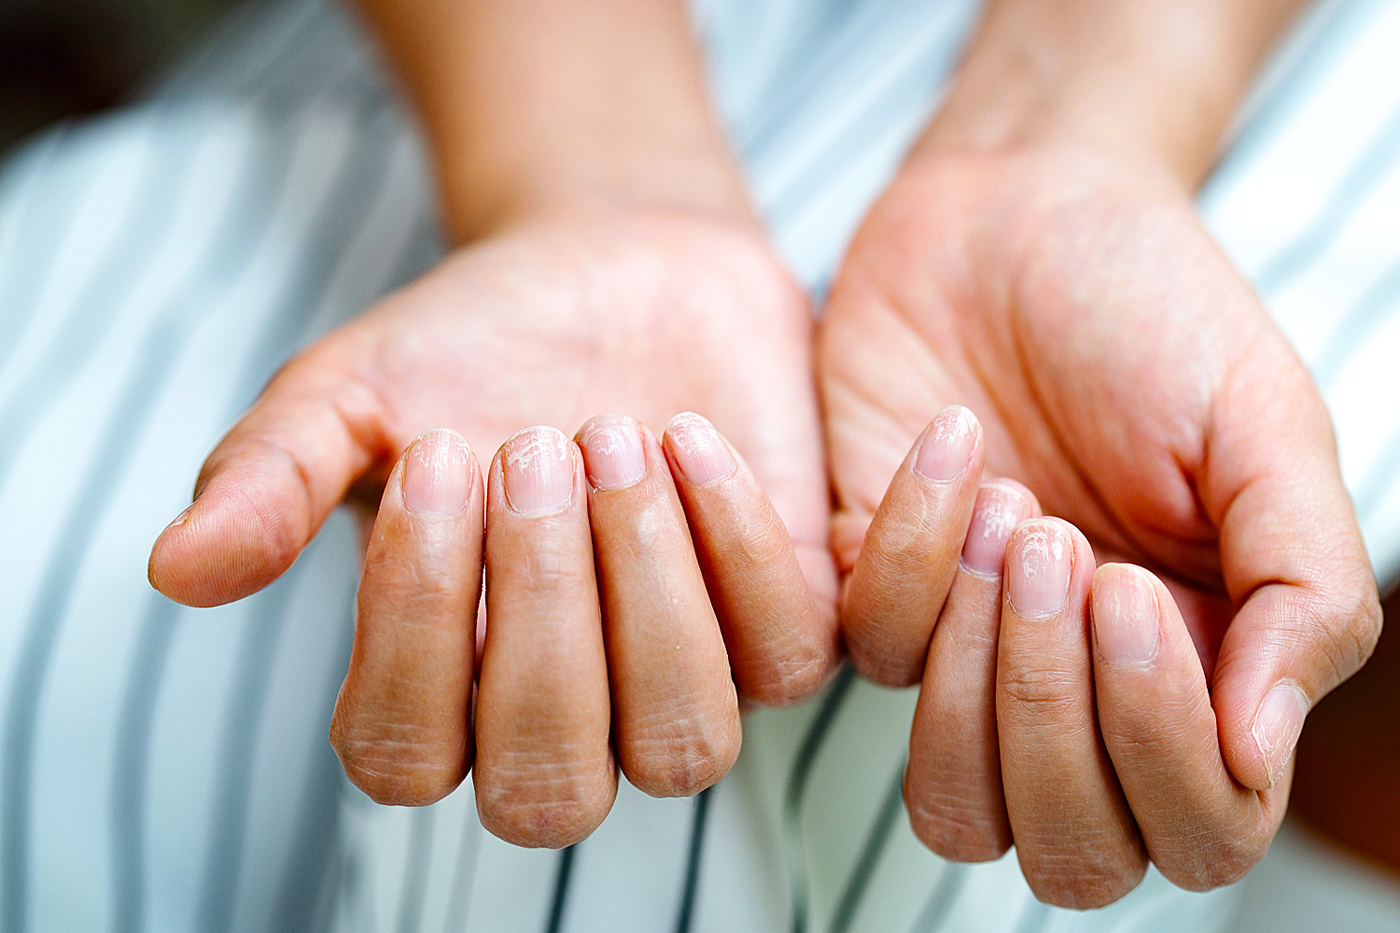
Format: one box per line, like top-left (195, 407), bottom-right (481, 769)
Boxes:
top-left (146, 0), bottom-right (1382, 907)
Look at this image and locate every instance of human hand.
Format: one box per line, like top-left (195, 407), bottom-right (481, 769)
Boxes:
top-left (148, 210), bottom-right (838, 844)
top-left (819, 146), bottom-right (1381, 906)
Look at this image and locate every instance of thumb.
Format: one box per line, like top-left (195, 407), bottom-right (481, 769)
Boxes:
top-left (1205, 347), bottom-right (1382, 791)
top-left (148, 349), bottom-right (388, 607)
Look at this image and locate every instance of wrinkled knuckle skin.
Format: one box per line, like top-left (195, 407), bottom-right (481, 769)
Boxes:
top-left (1157, 833), bottom-right (1269, 892)
top-left (999, 667), bottom-right (1083, 717)
top-left (619, 729), bottom-right (740, 798)
top-left (1022, 850), bottom-right (1147, 910)
top-left (330, 727), bottom-right (466, 808)
top-left (476, 783), bottom-right (612, 850)
top-left (846, 632), bottom-right (924, 690)
top-left (741, 650), bottom-right (831, 709)
top-left (905, 790), bottom-right (1010, 863)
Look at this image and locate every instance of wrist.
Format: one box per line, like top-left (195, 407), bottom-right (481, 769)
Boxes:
top-left (432, 131), bottom-right (755, 245)
top-left (913, 0), bottom-right (1306, 192)
top-left (357, 0), bottom-right (754, 245)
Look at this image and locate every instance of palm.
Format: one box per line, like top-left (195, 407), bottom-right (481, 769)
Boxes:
top-left (305, 210), bottom-right (830, 569)
top-left (820, 147), bottom-right (1324, 657)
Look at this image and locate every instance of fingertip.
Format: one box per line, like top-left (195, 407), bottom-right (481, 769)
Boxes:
top-left (911, 405), bottom-right (983, 483)
top-left (147, 474), bottom-right (304, 607)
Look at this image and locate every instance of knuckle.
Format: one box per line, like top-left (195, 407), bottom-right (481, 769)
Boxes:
top-left (999, 666), bottom-right (1084, 716)
top-left (905, 787), bottom-right (1010, 863)
top-left (474, 749), bottom-right (614, 849)
top-left (476, 776), bottom-right (612, 849)
top-left (619, 714), bottom-right (741, 798)
top-left (1156, 824), bottom-right (1270, 892)
top-left (847, 638), bottom-right (924, 689)
top-left (1021, 844), bottom-right (1147, 909)
top-left (741, 650), bottom-right (832, 708)
top-left (330, 720), bottom-right (467, 807)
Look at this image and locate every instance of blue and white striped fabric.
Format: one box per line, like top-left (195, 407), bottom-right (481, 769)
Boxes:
top-left (1, 1), bottom-right (1398, 932)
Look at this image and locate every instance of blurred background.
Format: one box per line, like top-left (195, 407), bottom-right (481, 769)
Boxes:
top-left (0, 0), bottom-right (235, 154)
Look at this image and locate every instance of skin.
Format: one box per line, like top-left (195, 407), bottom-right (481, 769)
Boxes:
top-left (147, 0), bottom-right (1383, 903)
top-left (824, 0), bottom-right (1382, 908)
top-left (148, 0), bottom-right (837, 845)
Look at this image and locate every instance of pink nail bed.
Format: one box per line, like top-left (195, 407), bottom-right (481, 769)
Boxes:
top-left (666, 413), bottom-right (735, 486)
top-left (579, 416), bottom-right (647, 490)
top-left (1007, 520), bottom-right (1072, 615)
top-left (402, 429), bottom-right (472, 515)
top-left (960, 485), bottom-right (1025, 575)
top-left (502, 426), bottom-right (574, 514)
top-left (1093, 566), bottom-right (1160, 663)
top-left (914, 406), bottom-right (977, 482)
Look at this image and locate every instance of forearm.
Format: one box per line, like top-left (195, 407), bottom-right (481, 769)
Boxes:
top-left (921, 0), bottom-right (1310, 188)
top-left (353, 0), bottom-right (751, 243)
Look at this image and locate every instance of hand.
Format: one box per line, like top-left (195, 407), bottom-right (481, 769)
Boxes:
top-left (148, 210), bottom-right (838, 843)
top-left (820, 145), bottom-right (1382, 905)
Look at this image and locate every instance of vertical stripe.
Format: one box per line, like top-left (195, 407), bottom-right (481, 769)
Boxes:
top-left (1313, 253), bottom-right (1400, 387)
top-left (785, 664), bottom-right (857, 933)
top-left (2, 301), bottom-right (196, 931)
top-left (543, 845), bottom-right (579, 933)
top-left (825, 763), bottom-right (905, 933)
top-left (0, 128), bottom-right (71, 374)
top-left (1254, 97), bottom-right (1400, 296)
top-left (268, 594), bottom-right (358, 933)
top-left (906, 864), bottom-right (967, 933)
top-left (394, 808), bottom-right (437, 933)
top-left (440, 807), bottom-right (482, 933)
top-left (0, 124), bottom-right (91, 379)
top-left (194, 559), bottom-right (312, 933)
top-left (1212, 0), bottom-right (1382, 179)
top-left (672, 787), bottom-right (714, 933)
top-left (1354, 418), bottom-right (1400, 517)
top-left (110, 597), bottom-right (181, 933)
top-left (105, 117), bottom-right (299, 933)
top-left (1009, 899), bottom-right (1050, 933)
top-left (0, 114), bottom-right (201, 478)
top-left (190, 102), bottom-right (398, 933)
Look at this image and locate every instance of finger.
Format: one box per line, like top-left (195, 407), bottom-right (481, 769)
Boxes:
top-left (577, 415), bottom-right (741, 796)
top-left (1202, 350), bottom-right (1382, 791)
top-left (148, 351), bottom-right (387, 607)
top-left (661, 412), bottom-right (839, 707)
top-left (998, 518), bottom-right (1146, 908)
top-left (841, 405), bottom-right (985, 686)
top-left (906, 479), bottom-right (1038, 861)
top-left (1091, 564), bottom-right (1282, 891)
top-left (474, 427), bottom-right (616, 848)
top-left (329, 430), bottom-right (484, 805)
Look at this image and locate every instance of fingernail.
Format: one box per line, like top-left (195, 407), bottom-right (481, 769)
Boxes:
top-left (1252, 682), bottom-right (1309, 788)
top-left (666, 413), bottom-right (735, 486)
top-left (914, 406), bottom-right (978, 482)
top-left (1093, 566), bottom-right (1160, 663)
top-left (578, 416), bottom-right (646, 490)
top-left (1007, 520), bottom-right (1072, 615)
top-left (166, 502), bottom-right (195, 529)
top-left (961, 484), bottom-right (1027, 575)
top-left (502, 426), bottom-right (575, 514)
top-left (402, 429), bottom-right (472, 515)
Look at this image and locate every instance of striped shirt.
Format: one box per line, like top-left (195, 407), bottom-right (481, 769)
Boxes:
top-left (0, 1), bottom-right (1398, 931)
